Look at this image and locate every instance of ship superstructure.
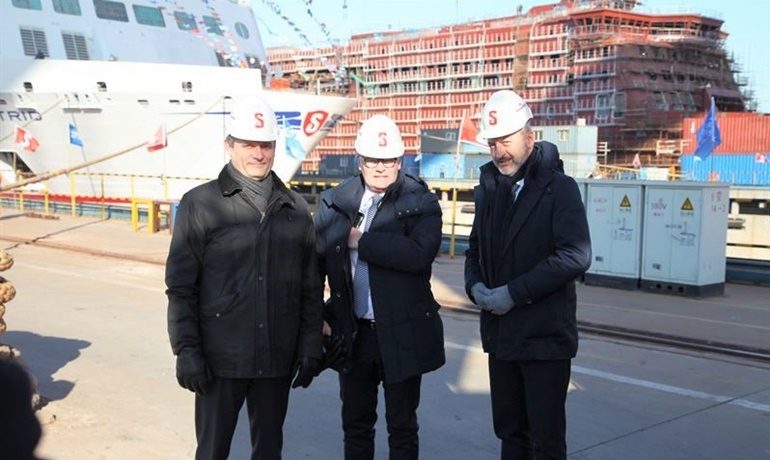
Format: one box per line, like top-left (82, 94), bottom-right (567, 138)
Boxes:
top-left (267, 0), bottom-right (747, 173)
top-left (0, 0), bottom-right (356, 199)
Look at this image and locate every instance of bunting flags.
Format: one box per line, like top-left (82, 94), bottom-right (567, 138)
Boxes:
top-left (756, 153), bottom-right (769, 164)
top-left (14, 125), bottom-right (40, 152)
top-left (68, 123), bottom-right (84, 147)
top-left (694, 97), bottom-right (721, 161)
top-left (458, 112), bottom-right (486, 149)
top-left (147, 123), bottom-right (167, 152)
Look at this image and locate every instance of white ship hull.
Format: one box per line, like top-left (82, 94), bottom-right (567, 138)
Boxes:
top-left (0, 59), bottom-right (356, 200)
top-left (0, 0), bottom-right (356, 201)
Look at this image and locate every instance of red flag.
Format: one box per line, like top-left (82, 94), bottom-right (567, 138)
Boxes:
top-left (756, 153), bottom-right (769, 164)
top-left (14, 125), bottom-right (40, 152)
top-left (632, 152), bottom-right (641, 168)
top-left (459, 112), bottom-right (487, 148)
top-left (147, 123), bottom-right (167, 152)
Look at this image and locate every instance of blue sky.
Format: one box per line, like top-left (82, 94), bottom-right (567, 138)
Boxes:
top-left (254, 0), bottom-right (769, 112)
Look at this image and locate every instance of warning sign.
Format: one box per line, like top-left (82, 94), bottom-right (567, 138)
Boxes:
top-left (619, 195), bottom-right (632, 208)
top-left (681, 198), bottom-right (694, 211)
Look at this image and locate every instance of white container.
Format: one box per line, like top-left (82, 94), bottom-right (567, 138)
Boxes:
top-left (584, 180), bottom-right (644, 289)
top-left (641, 182), bottom-right (729, 297)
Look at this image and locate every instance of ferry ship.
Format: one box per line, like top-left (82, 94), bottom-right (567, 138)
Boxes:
top-left (0, 0), bottom-right (356, 200)
top-left (267, 0), bottom-right (750, 174)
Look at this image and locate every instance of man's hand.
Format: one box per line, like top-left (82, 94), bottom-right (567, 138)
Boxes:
top-left (292, 356), bottom-right (322, 389)
top-left (176, 348), bottom-right (213, 395)
top-left (471, 282), bottom-right (490, 306)
top-left (321, 334), bottom-right (346, 371)
top-left (483, 285), bottom-right (515, 316)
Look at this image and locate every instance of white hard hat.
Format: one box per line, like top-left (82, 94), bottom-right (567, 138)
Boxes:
top-left (226, 96), bottom-right (279, 142)
top-left (354, 114), bottom-right (404, 159)
top-left (476, 90), bottom-right (533, 142)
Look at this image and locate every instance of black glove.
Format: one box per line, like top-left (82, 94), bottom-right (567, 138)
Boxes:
top-left (176, 348), bottom-right (213, 395)
top-left (320, 334), bottom-right (346, 372)
top-left (291, 356), bottom-right (322, 389)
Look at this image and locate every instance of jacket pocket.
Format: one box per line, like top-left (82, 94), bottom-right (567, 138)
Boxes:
top-left (200, 292), bottom-right (238, 319)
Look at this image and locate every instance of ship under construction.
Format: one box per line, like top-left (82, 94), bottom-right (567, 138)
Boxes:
top-left (267, 0), bottom-right (750, 174)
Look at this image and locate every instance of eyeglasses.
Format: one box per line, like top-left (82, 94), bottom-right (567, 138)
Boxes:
top-left (360, 156), bottom-right (399, 169)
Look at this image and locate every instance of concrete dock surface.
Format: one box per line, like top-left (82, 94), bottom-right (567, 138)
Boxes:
top-left (1, 210), bottom-right (769, 459)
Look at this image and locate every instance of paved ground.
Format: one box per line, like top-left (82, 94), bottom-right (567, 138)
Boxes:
top-left (1, 210), bottom-right (769, 354)
top-left (2, 242), bottom-right (769, 459)
top-left (1, 209), bottom-right (770, 459)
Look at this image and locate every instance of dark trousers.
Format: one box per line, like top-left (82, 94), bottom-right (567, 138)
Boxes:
top-left (340, 321), bottom-right (422, 460)
top-left (488, 356), bottom-right (572, 460)
top-left (194, 376), bottom-right (292, 460)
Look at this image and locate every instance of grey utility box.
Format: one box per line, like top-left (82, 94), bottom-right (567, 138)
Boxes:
top-left (584, 180), bottom-right (644, 289)
top-left (641, 182), bottom-right (729, 297)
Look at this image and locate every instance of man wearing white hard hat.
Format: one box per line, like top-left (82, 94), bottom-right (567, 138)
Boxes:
top-left (166, 96), bottom-right (324, 460)
top-left (314, 114), bottom-right (445, 459)
top-left (464, 90), bottom-right (591, 459)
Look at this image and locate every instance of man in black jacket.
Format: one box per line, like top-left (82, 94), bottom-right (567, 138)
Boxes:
top-left (465, 90), bottom-right (591, 460)
top-left (314, 114), bottom-right (445, 460)
top-left (166, 96), bottom-right (324, 460)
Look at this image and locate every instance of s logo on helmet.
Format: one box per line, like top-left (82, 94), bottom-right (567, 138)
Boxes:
top-left (488, 110), bottom-right (498, 126)
top-left (254, 112), bottom-right (265, 128)
top-left (378, 132), bottom-right (388, 147)
top-left (303, 111), bottom-right (329, 136)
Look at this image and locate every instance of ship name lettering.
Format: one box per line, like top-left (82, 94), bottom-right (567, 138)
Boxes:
top-left (0, 110), bottom-right (42, 122)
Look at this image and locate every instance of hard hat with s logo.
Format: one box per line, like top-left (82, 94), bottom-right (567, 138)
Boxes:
top-left (226, 96), bottom-right (279, 142)
top-left (354, 114), bottom-right (404, 159)
top-left (477, 90), bottom-right (533, 143)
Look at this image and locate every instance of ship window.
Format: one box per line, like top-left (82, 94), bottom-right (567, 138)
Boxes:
top-left (652, 91), bottom-right (668, 110)
top-left (595, 94), bottom-right (611, 120)
top-left (12, 0), bottom-right (42, 10)
top-left (174, 11), bottom-right (197, 31)
top-left (215, 51), bottom-right (238, 68)
top-left (613, 92), bottom-right (626, 118)
top-left (533, 130), bottom-right (543, 141)
top-left (133, 5), bottom-right (165, 27)
top-left (20, 28), bottom-right (49, 57)
top-left (62, 32), bottom-right (89, 60)
top-left (93, 0), bottom-right (128, 22)
top-left (53, 0), bottom-right (82, 15)
top-left (235, 22), bottom-right (250, 39)
top-left (203, 16), bottom-right (223, 36)
top-left (558, 129), bottom-right (569, 142)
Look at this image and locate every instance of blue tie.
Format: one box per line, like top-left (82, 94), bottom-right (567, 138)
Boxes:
top-left (353, 195), bottom-right (381, 319)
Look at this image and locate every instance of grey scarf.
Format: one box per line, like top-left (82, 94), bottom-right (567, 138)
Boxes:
top-left (226, 162), bottom-right (274, 215)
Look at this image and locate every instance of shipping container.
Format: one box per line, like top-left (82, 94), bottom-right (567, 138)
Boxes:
top-left (681, 154), bottom-right (770, 186)
top-left (683, 112), bottom-right (770, 154)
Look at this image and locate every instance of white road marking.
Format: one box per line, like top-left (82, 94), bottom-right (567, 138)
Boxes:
top-left (445, 341), bottom-right (770, 413)
top-left (15, 262), bottom-right (165, 293)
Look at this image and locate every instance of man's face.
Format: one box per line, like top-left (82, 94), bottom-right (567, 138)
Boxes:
top-left (359, 156), bottom-right (401, 193)
top-left (488, 127), bottom-right (535, 176)
top-left (226, 138), bottom-right (275, 180)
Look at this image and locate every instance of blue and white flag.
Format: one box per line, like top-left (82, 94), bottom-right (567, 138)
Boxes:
top-left (68, 123), bottom-right (83, 147)
top-left (694, 97), bottom-right (721, 161)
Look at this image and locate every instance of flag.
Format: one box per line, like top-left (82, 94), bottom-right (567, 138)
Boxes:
top-left (632, 152), bottom-right (641, 168)
top-left (694, 97), bottom-right (721, 161)
top-left (458, 112), bottom-right (487, 149)
top-left (68, 123), bottom-right (83, 147)
top-left (147, 123), bottom-right (167, 152)
top-left (756, 153), bottom-right (769, 164)
top-left (14, 125), bottom-right (40, 152)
